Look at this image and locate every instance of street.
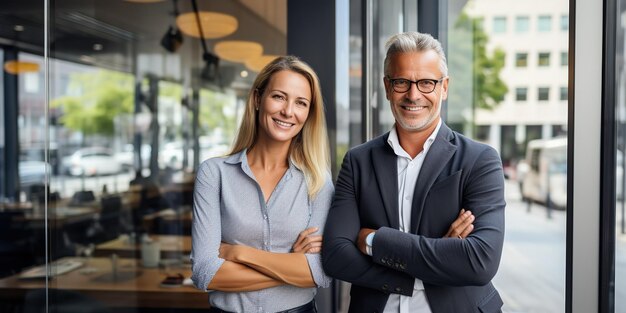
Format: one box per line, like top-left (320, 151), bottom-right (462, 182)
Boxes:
top-left (49, 171), bottom-right (135, 198)
top-left (495, 180), bottom-right (566, 313)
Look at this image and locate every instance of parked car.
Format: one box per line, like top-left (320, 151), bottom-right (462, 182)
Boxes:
top-left (62, 147), bottom-right (122, 176)
top-left (160, 139), bottom-right (229, 169)
top-left (114, 143), bottom-right (151, 170)
top-left (19, 160), bottom-right (49, 188)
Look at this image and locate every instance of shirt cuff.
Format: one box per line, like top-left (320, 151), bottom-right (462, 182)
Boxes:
top-left (365, 232), bottom-right (375, 256)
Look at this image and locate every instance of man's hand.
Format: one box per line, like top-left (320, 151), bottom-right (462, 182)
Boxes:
top-left (292, 227), bottom-right (323, 253)
top-left (357, 228), bottom-right (376, 255)
top-left (444, 209), bottom-right (474, 239)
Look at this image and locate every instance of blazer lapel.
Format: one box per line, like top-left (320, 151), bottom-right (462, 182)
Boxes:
top-left (410, 124), bottom-right (457, 233)
top-left (371, 134), bottom-right (400, 229)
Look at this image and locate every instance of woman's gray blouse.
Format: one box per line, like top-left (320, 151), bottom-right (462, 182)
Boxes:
top-left (191, 150), bottom-right (334, 312)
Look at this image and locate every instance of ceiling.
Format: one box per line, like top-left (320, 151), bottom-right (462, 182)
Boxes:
top-left (0, 0), bottom-right (287, 86)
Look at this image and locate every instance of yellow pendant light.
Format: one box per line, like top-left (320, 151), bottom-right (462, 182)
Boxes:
top-left (4, 60), bottom-right (40, 75)
top-left (214, 41), bottom-right (263, 63)
top-left (176, 12), bottom-right (238, 39)
top-left (245, 55), bottom-right (280, 72)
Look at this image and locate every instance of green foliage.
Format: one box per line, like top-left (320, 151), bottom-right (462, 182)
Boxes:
top-left (449, 12), bottom-right (508, 111)
top-left (51, 70), bottom-right (134, 136)
top-left (199, 89), bottom-right (237, 143)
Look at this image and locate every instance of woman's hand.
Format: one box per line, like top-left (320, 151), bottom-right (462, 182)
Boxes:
top-left (444, 209), bottom-right (474, 239)
top-left (219, 242), bottom-right (243, 261)
top-left (292, 227), bottom-right (323, 254)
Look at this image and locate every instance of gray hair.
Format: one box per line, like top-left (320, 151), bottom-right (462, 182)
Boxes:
top-left (383, 31), bottom-right (448, 77)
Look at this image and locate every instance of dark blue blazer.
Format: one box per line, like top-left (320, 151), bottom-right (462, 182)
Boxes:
top-left (322, 123), bottom-right (505, 313)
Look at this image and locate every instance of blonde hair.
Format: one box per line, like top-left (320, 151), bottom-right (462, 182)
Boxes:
top-left (230, 55), bottom-right (330, 198)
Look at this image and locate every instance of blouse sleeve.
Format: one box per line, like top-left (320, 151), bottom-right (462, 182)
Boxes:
top-left (190, 160), bottom-right (225, 291)
top-left (304, 177), bottom-right (335, 288)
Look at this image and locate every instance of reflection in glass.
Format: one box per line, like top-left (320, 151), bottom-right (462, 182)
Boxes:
top-left (451, 0), bottom-right (568, 311)
top-left (0, 0), bottom-right (287, 312)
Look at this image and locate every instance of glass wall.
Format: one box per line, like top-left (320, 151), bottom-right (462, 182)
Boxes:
top-left (0, 0), bottom-right (285, 311)
top-left (4, 1), bottom-right (619, 312)
top-left (449, 1), bottom-right (569, 312)
top-left (339, 1), bottom-right (568, 312)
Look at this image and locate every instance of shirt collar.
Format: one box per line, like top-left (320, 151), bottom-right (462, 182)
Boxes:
top-left (224, 148), bottom-right (297, 175)
top-left (387, 118), bottom-right (442, 159)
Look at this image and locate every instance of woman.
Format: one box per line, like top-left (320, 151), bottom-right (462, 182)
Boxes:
top-left (191, 55), bottom-right (475, 313)
top-left (191, 56), bottom-right (333, 313)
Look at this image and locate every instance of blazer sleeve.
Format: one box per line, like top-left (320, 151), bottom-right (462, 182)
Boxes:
top-left (372, 146), bottom-right (506, 286)
top-left (322, 151), bottom-right (415, 296)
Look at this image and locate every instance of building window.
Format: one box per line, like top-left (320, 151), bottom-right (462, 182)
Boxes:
top-left (493, 16), bottom-right (507, 33)
top-left (538, 15), bottom-right (552, 32)
top-left (561, 51), bottom-right (568, 66)
top-left (516, 87), bottom-right (528, 101)
top-left (516, 53), bottom-right (528, 67)
top-left (538, 87), bottom-right (550, 101)
top-left (560, 87), bottom-right (568, 101)
top-left (560, 14), bottom-right (569, 31)
top-left (538, 52), bottom-right (550, 67)
top-left (515, 16), bottom-right (530, 33)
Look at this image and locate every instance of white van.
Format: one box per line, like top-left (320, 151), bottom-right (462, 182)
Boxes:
top-left (518, 137), bottom-right (568, 209)
top-left (518, 137), bottom-right (624, 209)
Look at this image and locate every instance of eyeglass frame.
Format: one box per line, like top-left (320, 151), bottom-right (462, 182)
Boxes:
top-left (386, 76), bottom-right (448, 94)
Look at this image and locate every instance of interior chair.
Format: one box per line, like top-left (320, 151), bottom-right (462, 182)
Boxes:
top-left (27, 184), bottom-right (45, 202)
top-left (0, 211), bottom-right (35, 278)
top-left (86, 195), bottom-right (123, 243)
top-left (37, 191), bottom-right (61, 205)
top-left (99, 195), bottom-right (123, 241)
top-left (69, 190), bottom-right (95, 206)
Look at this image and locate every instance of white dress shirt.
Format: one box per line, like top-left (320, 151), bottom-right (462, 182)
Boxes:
top-left (380, 119), bottom-right (441, 313)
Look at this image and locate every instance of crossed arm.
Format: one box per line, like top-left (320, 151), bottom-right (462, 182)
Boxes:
top-left (207, 227), bottom-right (322, 291)
top-left (211, 211), bottom-right (474, 292)
top-left (190, 166), bottom-right (334, 292)
top-left (322, 148), bottom-right (505, 293)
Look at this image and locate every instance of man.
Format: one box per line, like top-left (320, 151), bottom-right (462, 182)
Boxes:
top-left (322, 31), bottom-right (505, 313)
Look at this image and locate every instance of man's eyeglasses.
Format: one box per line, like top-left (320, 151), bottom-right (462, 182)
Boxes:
top-left (387, 77), bottom-right (446, 94)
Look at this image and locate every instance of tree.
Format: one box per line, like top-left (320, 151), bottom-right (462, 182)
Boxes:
top-left (448, 12), bottom-right (508, 112)
top-left (52, 70), bottom-right (134, 137)
top-left (199, 89), bottom-right (237, 143)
